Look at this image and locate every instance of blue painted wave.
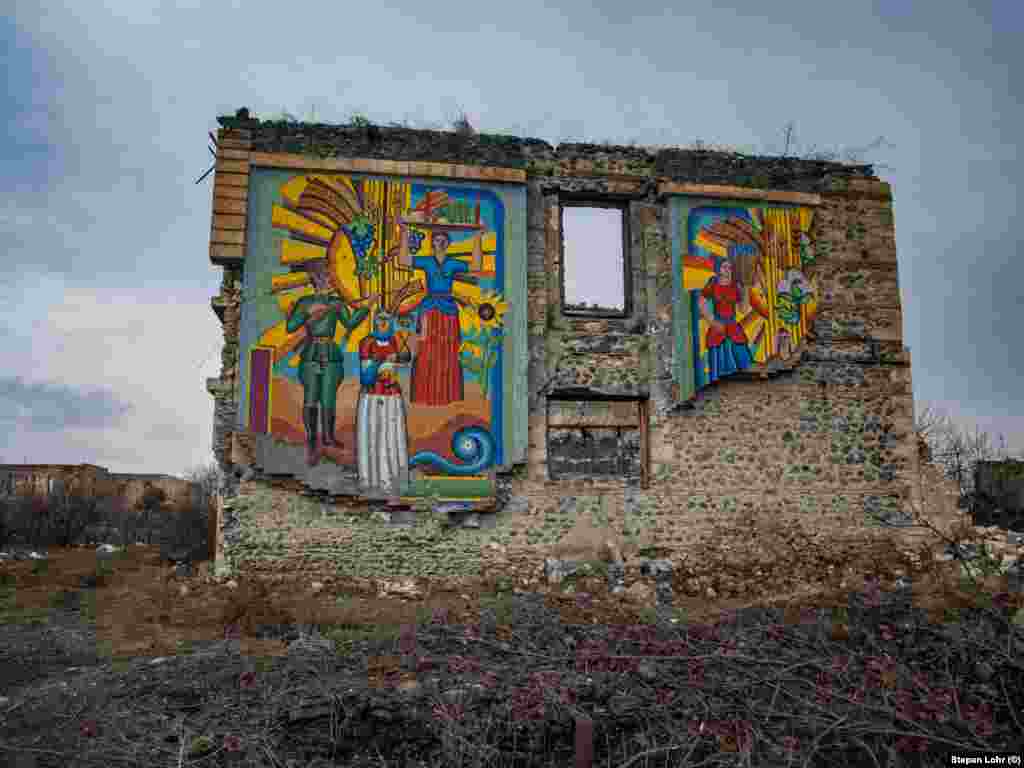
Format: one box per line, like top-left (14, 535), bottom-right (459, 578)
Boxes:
top-left (409, 426), bottom-right (496, 476)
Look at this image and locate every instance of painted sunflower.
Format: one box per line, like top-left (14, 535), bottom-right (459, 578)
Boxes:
top-left (470, 290), bottom-right (509, 334)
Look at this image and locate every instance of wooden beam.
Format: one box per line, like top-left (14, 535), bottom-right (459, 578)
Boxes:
top-left (214, 172), bottom-right (249, 189)
top-left (212, 196), bottom-right (247, 215)
top-left (210, 228), bottom-right (245, 245)
top-left (547, 399), bottom-right (641, 428)
top-left (658, 182), bottom-right (822, 206)
top-left (213, 184), bottom-right (248, 201)
top-left (210, 243), bottom-right (244, 261)
top-left (211, 213), bottom-right (246, 231)
top-left (214, 137), bottom-right (251, 151)
top-left (640, 398), bottom-right (650, 490)
top-left (247, 151), bottom-right (527, 183)
top-left (215, 158), bottom-right (250, 174)
top-left (216, 148), bottom-right (250, 161)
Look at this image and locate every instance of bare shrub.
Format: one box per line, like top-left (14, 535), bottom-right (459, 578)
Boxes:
top-left (452, 112), bottom-right (476, 137)
top-left (916, 402), bottom-right (1022, 512)
top-left (184, 462), bottom-right (224, 513)
top-left (0, 494), bottom-right (50, 549)
top-left (160, 501), bottom-right (210, 563)
top-left (42, 489), bottom-right (100, 547)
top-left (0, 488), bottom-right (98, 549)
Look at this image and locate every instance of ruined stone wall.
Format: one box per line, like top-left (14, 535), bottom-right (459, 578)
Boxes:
top-left (207, 266), bottom-right (243, 475)
top-left (109, 475), bottom-right (200, 514)
top-left (0, 465), bottom-right (204, 549)
top-left (206, 111), bottom-right (926, 601)
top-left (0, 464), bottom-right (112, 499)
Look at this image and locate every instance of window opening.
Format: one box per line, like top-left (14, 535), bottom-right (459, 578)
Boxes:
top-left (561, 204), bottom-right (628, 316)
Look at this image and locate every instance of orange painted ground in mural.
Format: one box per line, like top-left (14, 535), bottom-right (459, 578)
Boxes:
top-left (268, 375), bottom-right (491, 467)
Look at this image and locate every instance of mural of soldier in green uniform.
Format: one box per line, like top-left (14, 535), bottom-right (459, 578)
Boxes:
top-left (286, 257), bottom-right (372, 466)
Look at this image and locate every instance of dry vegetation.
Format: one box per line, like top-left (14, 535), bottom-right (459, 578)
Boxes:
top-left (1, 443), bottom-right (1022, 767)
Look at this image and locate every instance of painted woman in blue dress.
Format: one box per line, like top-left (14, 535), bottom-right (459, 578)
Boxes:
top-left (396, 226), bottom-right (483, 406)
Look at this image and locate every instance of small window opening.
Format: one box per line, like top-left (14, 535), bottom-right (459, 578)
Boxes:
top-left (561, 204), bottom-right (628, 316)
top-left (546, 397), bottom-right (648, 486)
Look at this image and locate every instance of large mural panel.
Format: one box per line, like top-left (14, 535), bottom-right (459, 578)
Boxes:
top-left (671, 199), bottom-right (819, 400)
top-left (238, 171), bottom-right (525, 502)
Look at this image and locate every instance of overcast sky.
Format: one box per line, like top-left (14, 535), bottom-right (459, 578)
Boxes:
top-left (3, 1), bottom-right (1021, 477)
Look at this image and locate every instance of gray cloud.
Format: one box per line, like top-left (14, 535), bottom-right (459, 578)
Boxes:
top-left (0, 0), bottom-right (1020, 474)
top-left (0, 376), bottom-right (134, 431)
top-left (144, 422), bottom-right (193, 443)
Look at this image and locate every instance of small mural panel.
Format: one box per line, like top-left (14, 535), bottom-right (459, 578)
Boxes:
top-left (247, 347), bottom-right (273, 434)
top-left (237, 171), bottom-right (525, 503)
top-left (671, 199), bottom-right (819, 400)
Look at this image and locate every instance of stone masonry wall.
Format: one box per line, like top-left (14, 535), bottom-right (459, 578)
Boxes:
top-left (207, 266), bottom-right (242, 476)
top-left (206, 110), bottom-right (939, 603)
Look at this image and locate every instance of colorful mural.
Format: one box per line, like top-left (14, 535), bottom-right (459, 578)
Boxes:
top-left (243, 172), bottom-right (516, 501)
top-left (672, 201), bottom-right (819, 398)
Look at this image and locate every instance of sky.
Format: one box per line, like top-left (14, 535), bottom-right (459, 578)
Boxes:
top-left (2, 0), bottom-right (1021, 478)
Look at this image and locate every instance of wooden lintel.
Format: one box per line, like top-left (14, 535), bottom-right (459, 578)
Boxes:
top-left (658, 182), bottom-right (823, 206)
top-left (213, 184), bottom-right (248, 201)
top-left (247, 151), bottom-right (527, 183)
top-left (216, 158), bottom-right (250, 174)
top-left (214, 137), bottom-right (251, 151)
top-left (213, 196), bottom-right (247, 215)
top-left (216, 148), bottom-right (250, 161)
top-left (214, 172), bottom-right (249, 189)
top-left (211, 213), bottom-right (246, 231)
top-left (211, 228), bottom-right (245, 245)
top-left (210, 243), bottom-right (245, 261)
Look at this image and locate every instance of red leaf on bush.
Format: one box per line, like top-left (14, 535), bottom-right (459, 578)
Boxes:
top-left (399, 624), bottom-right (416, 654)
top-left (574, 716), bottom-right (593, 768)
top-left (781, 735), bottom-right (800, 753)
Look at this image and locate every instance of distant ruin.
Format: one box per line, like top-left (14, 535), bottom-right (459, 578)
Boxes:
top-left (0, 463), bottom-right (200, 514)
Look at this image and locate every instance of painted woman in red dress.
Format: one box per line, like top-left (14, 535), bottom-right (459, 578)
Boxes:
top-left (355, 310), bottom-right (409, 496)
top-left (699, 257), bottom-right (754, 383)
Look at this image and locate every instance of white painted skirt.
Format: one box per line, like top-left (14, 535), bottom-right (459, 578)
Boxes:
top-left (356, 392), bottom-right (410, 496)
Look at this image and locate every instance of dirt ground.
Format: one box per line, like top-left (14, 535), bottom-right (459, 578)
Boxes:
top-left (1, 533), bottom-right (1022, 767)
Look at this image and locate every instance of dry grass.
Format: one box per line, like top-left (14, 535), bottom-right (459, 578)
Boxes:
top-left (0, 498), bottom-right (1022, 766)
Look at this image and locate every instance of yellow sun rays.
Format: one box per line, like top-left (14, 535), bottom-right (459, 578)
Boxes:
top-left (264, 174), bottom-right (500, 366)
